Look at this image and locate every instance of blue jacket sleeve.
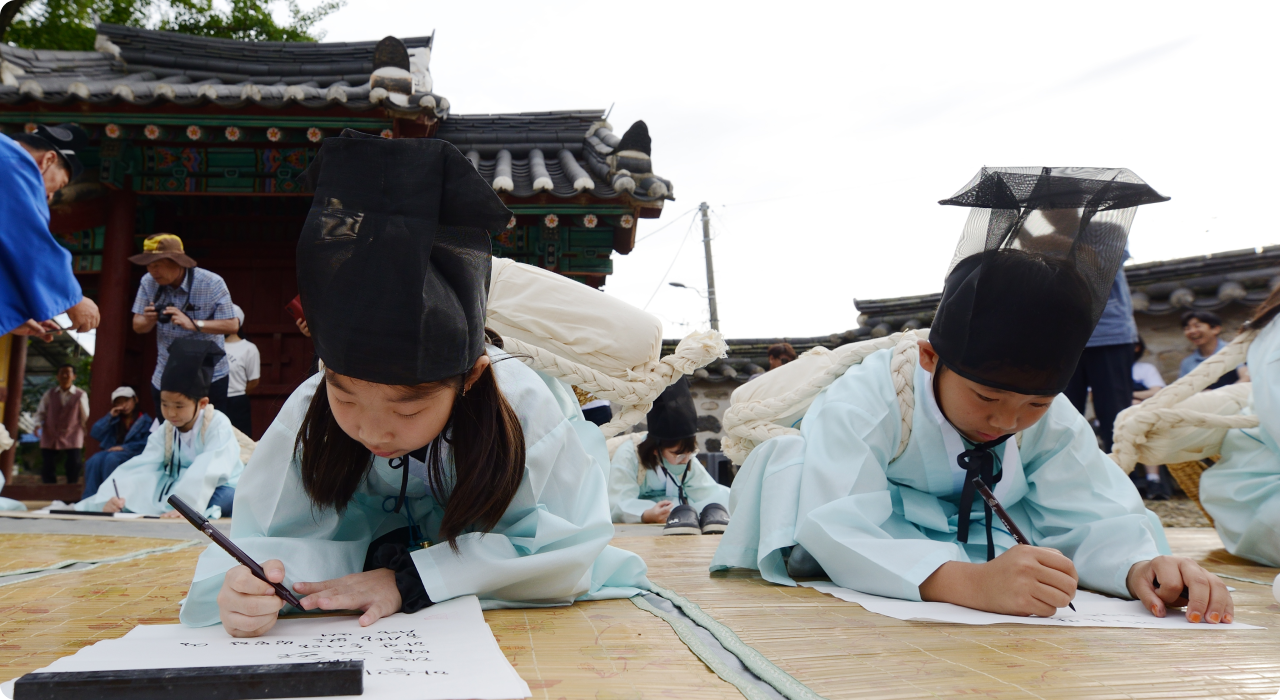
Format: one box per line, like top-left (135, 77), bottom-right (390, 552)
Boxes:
top-left (89, 414), bottom-right (119, 449)
top-left (0, 135), bottom-right (82, 335)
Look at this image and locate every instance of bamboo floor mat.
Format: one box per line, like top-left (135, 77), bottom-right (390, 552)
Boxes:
top-left (0, 536), bottom-right (740, 699)
top-left (612, 529), bottom-right (1280, 700)
top-left (0, 533), bottom-right (194, 576)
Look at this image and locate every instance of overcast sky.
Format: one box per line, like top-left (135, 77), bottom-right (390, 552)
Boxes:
top-left (314, 1), bottom-right (1279, 339)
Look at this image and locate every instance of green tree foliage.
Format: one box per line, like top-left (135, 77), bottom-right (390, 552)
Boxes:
top-left (4, 0), bottom-right (343, 50)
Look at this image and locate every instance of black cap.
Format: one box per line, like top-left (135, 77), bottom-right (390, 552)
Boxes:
top-left (647, 378), bottom-right (698, 440)
top-left (296, 131), bottom-right (512, 385)
top-left (27, 124), bottom-right (88, 180)
top-left (932, 166), bottom-right (1167, 395)
top-left (161, 339), bottom-right (225, 401)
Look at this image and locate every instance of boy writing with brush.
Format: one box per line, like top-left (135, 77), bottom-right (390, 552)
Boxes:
top-left (77, 339), bottom-right (243, 519)
top-left (713, 167), bottom-right (1233, 624)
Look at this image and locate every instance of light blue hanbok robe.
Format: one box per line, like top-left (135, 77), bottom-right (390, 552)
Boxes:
top-left (179, 348), bottom-right (650, 627)
top-left (0, 471), bottom-right (26, 511)
top-left (608, 438), bottom-right (730, 522)
top-left (1200, 321), bottom-right (1280, 567)
top-left (711, 348), bottom-right (1169, 601)
top-left (75, 408), bottom-right (243, 519)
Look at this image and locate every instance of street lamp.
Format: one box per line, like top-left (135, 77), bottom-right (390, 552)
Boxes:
top-left (669, 281), bottom-right (708, 298)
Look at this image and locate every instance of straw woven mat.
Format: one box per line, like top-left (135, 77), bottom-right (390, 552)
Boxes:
top-left (0, 539), bottom-right (740, 699)
top-left (613, 528), bottom-right (1280, 700)
top-left (0, 533), bottom-right (190, 575)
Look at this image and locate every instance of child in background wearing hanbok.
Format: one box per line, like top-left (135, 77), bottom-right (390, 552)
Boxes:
top-left (76, 340), bottom-right (242, 519)
top-left (608, 378), bottom-right (730, 535)
top-left (181, 133), bottom-right (648, 636)
top-left (1199, 287), bottom-right (1280, 567)
top-left (713, 177), bottom-right (1233, 624)
top-left (82, 386), bottom-right (152, 499)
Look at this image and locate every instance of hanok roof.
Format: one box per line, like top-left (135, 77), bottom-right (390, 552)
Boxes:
top-left (0, 24), bottom-right (447, 115)
top-left (852, 245), bottom-right (1280, 336)
top-left (439, 111), bottom-right (673, 203)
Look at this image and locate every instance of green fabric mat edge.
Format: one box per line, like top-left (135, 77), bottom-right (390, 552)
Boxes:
top-left (636, 583), bottom-right (828, 700)
top-left (631, 594), bottom-right (778, 700)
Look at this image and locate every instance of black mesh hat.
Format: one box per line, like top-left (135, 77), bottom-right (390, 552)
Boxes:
top-left (296, 131), bottom-right (512, 385)
top-left (931, 167), bottom-right (1169, 395)
top-left (647, 377), bottom-right (698, 441)
top-left (161, 339), bottom-right (225, 400)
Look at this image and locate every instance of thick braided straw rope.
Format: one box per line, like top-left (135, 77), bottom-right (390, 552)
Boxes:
top-left (503, 329), bottom-right (727, 438)
top-left (722, 330), bottom-right (925, 465)
top-left (1111, 330), bottom-right (1258, 474)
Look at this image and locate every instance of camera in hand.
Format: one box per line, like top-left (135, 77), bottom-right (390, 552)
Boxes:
top-left (154, 299), bottom-right (173, 323)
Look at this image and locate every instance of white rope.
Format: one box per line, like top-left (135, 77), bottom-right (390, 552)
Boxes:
top-left (1110, 330), bottom-right (1257, 473)
top-left (505, 329), bottom-right (727, 438)
top-left (722, 330), bottom-right (926, 465)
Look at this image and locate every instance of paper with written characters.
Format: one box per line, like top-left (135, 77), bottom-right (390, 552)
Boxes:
top-left (801, 583), bottom-right (1264, 630)
top-left (2, 595), bottom-right (530, 700)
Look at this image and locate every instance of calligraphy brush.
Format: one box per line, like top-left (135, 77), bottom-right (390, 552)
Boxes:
top-left (970, 478), bottom-right (1076, 612)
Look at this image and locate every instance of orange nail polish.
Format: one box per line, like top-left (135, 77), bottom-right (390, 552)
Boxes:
top-left (1208, 613), bottom-right (1220, 623)
top-left (1150, 604), bottom-right (1160, 615)
top-left (1225, 614), bottom-right (1234, 624)
top-left (1188, 612), bottom-right (1202, 623)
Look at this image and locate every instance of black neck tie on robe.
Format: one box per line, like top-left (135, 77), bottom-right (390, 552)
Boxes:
top-left (954, 434), bottom-right (1013, 562)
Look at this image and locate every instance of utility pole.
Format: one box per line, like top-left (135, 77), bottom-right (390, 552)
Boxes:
top-left (699, 202), bottom-right (720, 332)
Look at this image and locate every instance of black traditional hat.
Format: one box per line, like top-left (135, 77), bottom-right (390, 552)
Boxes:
top-left (161, 339), bottom-right (225, 400)
top-left (25, 124), bottom-right (88, 179)
top-left (647, 378), bottom-right (698, 441)
top-left (932, 167), bottom-right (1168, 395)
top-left (296, 131), bottom-right (512, 385)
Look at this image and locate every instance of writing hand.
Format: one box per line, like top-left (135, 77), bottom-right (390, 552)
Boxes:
top-left (295, 569), bottom-right (402, 627)
top-left (103, 496), bottom-right (126, 513)
top-left (219, 560), bottom-right (287, 638)
top-left (921, 544), bottom-right (1077, 617)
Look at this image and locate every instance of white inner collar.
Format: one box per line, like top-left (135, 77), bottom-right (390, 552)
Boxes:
top-left (922, 367), bottom-right (1019, 499)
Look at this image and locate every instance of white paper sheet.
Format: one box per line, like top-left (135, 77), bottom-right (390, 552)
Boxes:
top-left (801, 583), bottom-right (1264, 630)
top-left (2, 596), bottom-right (530, 700)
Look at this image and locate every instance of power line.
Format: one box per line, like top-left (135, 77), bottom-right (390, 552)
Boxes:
top-left (642, 213), bottom-right (698, 311)
top-left (635, 207), bottom-right (698, 244)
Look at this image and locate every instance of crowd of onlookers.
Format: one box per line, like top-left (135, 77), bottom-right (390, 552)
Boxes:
top-left (27, 232), bottom-right (261, 494)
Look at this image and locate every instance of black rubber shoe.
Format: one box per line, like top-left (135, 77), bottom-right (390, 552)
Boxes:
top-left (663, 504), bottom-right (701, 535)
top-left (699, 503), bottom-right (730, 535)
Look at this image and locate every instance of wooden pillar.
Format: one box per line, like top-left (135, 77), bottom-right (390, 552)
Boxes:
top-left (88, 191), bottom-right (137, 423)
top-left (1, 336), bottom-right (26, 482)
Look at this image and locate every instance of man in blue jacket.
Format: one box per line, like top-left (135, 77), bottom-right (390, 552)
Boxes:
top-left (0, 124), bottom-right (100, 338)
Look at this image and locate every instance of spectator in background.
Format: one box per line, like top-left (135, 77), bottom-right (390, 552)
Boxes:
top-left (1065, 251), bottom-right (1139, 452)
top-left (129, 234), bottom-right (238, 413)
top-left (1131, 337), bottom-right (1171, 500)
top-left (1180, 310), bottom-right (1249, 388)
top-left (223, 304), bottom-right (261, 435)
top-left (1, 124), bottom-right (100, 339)
top-left (767, 342), bottom-right (797, 370)
top-left (35, 363), bottom-right (88, 485)
top-left (82, 387), bottom-right (151, 499)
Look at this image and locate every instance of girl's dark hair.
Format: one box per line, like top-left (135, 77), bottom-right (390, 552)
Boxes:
top-left (1134, 335), bottom-right (1147, 361)
top-left (294, 350), bottom-right (525, 550)
top-left (1247, 285), bottom-right (1280, 331)
top-left (636, 434), bottom-right (698, 471)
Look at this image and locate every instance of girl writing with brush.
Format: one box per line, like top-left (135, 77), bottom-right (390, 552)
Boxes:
top-left (179, 133), bottom-right (649, 635)
top-left (713, 168), bottom-right (1233, 624)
